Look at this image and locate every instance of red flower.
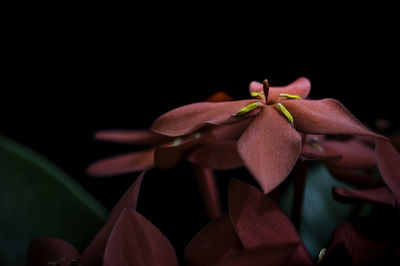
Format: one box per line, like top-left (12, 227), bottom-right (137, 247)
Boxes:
top-left (26, 172), bottom-right (179, 266)
top-left (151, 77), bottom-right (386, 195)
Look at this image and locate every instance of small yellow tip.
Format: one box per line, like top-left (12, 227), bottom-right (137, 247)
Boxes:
top-left (233, 102), bottom-right (263, 117)
top-left (279, 93), bottom-right (301, 99)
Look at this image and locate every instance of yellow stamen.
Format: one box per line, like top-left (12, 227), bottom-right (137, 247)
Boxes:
top-left (232, 102), bottom-right (263, 117)
top-left (311, 143), bottom-right (325, 152)
top-left (250, 92), bottom-right (264, 99)
top-left (280, 93), bottom-right (301, 99)
top-left (317, 248), bottom-right (326, 264)
top-left (276, 103), bottom-right (294, 125)
top-left (172, 137), bottom-right (183, 146)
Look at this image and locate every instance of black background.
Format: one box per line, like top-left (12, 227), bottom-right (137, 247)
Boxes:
top-left (2, 8), bottom-right (399, 261)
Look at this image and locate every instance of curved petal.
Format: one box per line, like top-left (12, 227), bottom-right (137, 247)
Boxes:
top-left (327, 167), bottom-right (383, 188)
top-left (188, 140), bottom-right (243, 170)
top-left (154, 132), bottom-right (214, 169)
top-left (184, 213), bottom-right (243, 266)
top-left (228, 179), bottom-right (311, 263)
top-left (86, 149), bottom-right (155, 177)
top-left (237, 106), bottom-right (302, 194)
top-left (211, 118), bottom-right (254, 140)
top-left (249, 77), bottom-right (311, 103)
top-left (103, 209), bottom-right (179, 266)
top-left (283, 99), bottom-right (387, 140)
top-left (79, 173), bottom-right (144, 266)
top-left (332, 186), bottom-right (396, 207)
top-left (375, 139), bottom-right (400, 207)
top-left (26, 237), bottom-right (79, 266)
top-left (151, 100), bottom-right (260, 137)
top-left (94, 129), bottom-right (173, 145)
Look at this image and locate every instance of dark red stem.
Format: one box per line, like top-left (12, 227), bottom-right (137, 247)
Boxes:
top-left (263, 79), bottom-right (270, 100)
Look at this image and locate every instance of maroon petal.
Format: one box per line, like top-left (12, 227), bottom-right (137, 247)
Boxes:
top-left (26, 237), bottom-right (79, 266)
top-left (189, 140), bottom-right (243, 170)
top-left (78, 173), bottom-right (144, 266)
top-left (192, 165), bottom-right (222, 220)
top-left (283, 99), bottom-right (387, 140)
top-left (151, 100), bottom-right (260, 137)
top-left (215, 244), bottom-right (302, 266)
top-left (94, 129), bottom-right (172, 145)
top-left (237, 106), bottom-right (302, 194)
top-left (103, 209), bottom-right (179, 266)
top-left (86, 149), bottom-right (155, 177)
top-left (249, 77), bottom-right (311, 103)
top-left (301, 144), bottom-right (342, 163)
top-left (184, 213), bottom-right (243, 266)
top-left (206, 91), bottom-right (235, 102)
top-left (211, 118), bottom-right (254, 140)
top-left (327, 167), bottom-right (383, 188)
top-left (375, 139), bottom-right (400, 207)
top-left (228, 179), bottom-right (311, 263)
top-left (333, 186), bottom-right (396, 207)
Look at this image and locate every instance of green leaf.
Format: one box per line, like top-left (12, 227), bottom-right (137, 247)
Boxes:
top-left (0, 135), bottom-right (107, 266)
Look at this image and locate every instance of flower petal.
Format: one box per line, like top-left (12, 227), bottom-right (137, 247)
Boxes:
top-left (184, 213), bottom-right (243, 266)
top-left (332, 186), bottom-right (396, 207)
top-left (151, 100), bottom-right (260, 137)
top-left (206, 91), bottom-right (235, 102)
top-left (189, 140), bottom-right (243, 170)
top-left (78, 173), bottom-right (144, 266)
top-left (26, 237), bottom-right (79, 266)
top-left (94, 129), bottom-right (172, 145)
top-left (228, 179), bottom-right (311, 263)
top-left (103, 208), bottom-right (179, 266)
top-left (375, 139), bottom-right (400, 207)
top-left (237, 106), bottom-right (302, 194)
top-left (211, 118), bottom-right (254, 140)
top-left (327, 167), bottom-right (383, 188)
top-left (249, 77), bottom-right (311, 103)
top-left (283, 99), bottom-right (387, 140)
top-left (86, 150), bottom-right (155, 177)
top-left (154, 132), bottom-right (214, 169)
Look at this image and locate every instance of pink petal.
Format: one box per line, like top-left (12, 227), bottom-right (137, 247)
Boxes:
top-left (333, 186), bottom-right (396, 207)
top-left (211, 118), bottom-right (254, 140)
top-left (103, 209), bottom-right (179, 266)
top-left (26, 237), bottom-right (79, 266)
top-left (189, 140), bottom-right (243, 170)
top-left (375, 139), bottom-right (400, 207)
top-left (86, 149), bottom-right (155, 177)
top-left (228, 179), bottom-right (311, 263)
top-left (327, 167), bottom-right (383, 188)
top-left (154, 132), bottom-right (214, 169)
top-left (249, 77), bottom-right (311, 103)
top-left (192, 165), bottom-right (222, 220)
top-left (237, 106), bottom-right (302, 194)
top-left (151, 100), bottom-right (260, 137)
top-left (94, 129), bottom-right (172, 145)
top-left (184, 213), bottom-right (243, 266)
top-left (78, 173), bottom-right (144, 266)
top-left (283, 99), bottom-right (387, 140)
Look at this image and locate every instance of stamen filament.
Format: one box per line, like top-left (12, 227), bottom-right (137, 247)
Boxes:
top-left (232, 102), bottom-right (263, 117)
top-left (276, 103), bottom-right (294, 125)
top-left (280, 93), bottom-right (301, 99)
top-left (250, 92), bottom-right (264, 99)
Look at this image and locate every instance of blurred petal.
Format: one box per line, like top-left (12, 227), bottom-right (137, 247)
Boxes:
top-left (151, 100), bottom-right (260, 137)
top-left (189, 140), bottom-right (243, 170)
top-left (79, 173), bottom-right (144, 266)
top-left (376, 139), bottom-right (400, 207)
top-left (192, 165), bottom-right (222, 220)
top-left (215, 244), bottom-right (300, 266)
top-left (206, 91), bottom-right (235, 102)
top-left (237, 106), bottom-right (302, 194)
top-left (103, 209), bottom-right (179, 266)
top-left (86, 149), bottom-right (154, 177)
top-left (26, 237), bottom-right (79, 266)
top-left (283, 99), bottom-right (387, 140)
top-left (249, 77), bottom-right (311, 103)
top-left (332, 186), bottom-right (396, 207)
top-left (328, 167), bottom-right (382, 188)
top-left (211, 118), bottom-right (254, 140)
top-left (301, 145), bottom-right (342, 163)
top-left (228, 179), bottom-right (311, 263)
top-left (154, 132), bottom-right (214, 169)
top-left (184, 213), bottom-right (243, 266)
top-left (94, 129), bottom-right (172, 145)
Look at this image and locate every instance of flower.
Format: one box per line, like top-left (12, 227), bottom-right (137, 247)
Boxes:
top-left (151, 77), bottom-right (386, 195)
top-left (26, 172), bottom-right (179, 266)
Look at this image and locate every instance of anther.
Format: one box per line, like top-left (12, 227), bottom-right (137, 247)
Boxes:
top-left (232, 102), bottom-right (263, 117)
top-left (275, 103), bottom-right (294, 125)
top-left (250, 92), bottom-right (264, 99)
top-left (279, 93), bottom-right (301, 99)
